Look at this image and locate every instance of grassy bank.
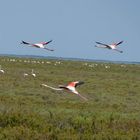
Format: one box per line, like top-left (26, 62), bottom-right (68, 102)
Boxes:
top-left (0, 57), bottom-right (140, 139)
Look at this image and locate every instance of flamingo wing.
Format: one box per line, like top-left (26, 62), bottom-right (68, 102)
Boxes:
top-left (66, 82), bottom-right (76, 87)
top-left (96, 42), bottom-right (110, 47)
top-left (66, 81), bottom-right (84, 88)
top-left (95, 42), bottom-right (111, 49)
top-left (21, 40), bottom-right (31, 45)
top-left (42, 40), bottom-right (53, 45)
top-left (74, 81), bottom-right (84, 87)
top-left (116, 41), bottom-right (123, 46)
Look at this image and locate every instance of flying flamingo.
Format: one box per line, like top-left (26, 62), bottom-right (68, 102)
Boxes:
top-left (41, 81), bottom-right (88, 101)
top-left (21, 40), bottom-right (54, 51)
top-left (95, 41), bottom-right (123, 53)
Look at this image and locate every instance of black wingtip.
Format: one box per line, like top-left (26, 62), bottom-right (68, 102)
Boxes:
top-left (78, 81), bottom-right (84, 85)
top-left (47, 40), bottom-right (53, 44)
top-left (95, 42), bottom-right (100, 44)
top-left (21, 40), bottom-right (29, 45)
top-left (117, 41), bottom-right (124, 46)
top-left (49, 40), bottom-right (53, 42)
top-left (49, 49), bottom-right (54, 51)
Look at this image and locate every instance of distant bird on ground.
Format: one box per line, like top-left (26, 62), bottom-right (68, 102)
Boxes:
top-left (95, 41), bottom-right (123, 53)
top-left (0, 65), bottom-right (5, 73)
top-left (23, 69), bottom-right (36, 78)
top-left (31, 69), bottom-right (36, 77)
top-left (23, 72), bottom-right (29, 77)
top-left (21, 40), bottom-right (54, 51)
top-left (41, 81), bottom-right (88, 101)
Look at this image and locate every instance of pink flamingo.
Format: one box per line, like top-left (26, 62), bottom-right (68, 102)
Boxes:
top-left (21, 40), bottom-right (54, 51)
top-left (41, 81), bottom-right (88, 101)
top-left (95, 41), bottom-right (123, 53)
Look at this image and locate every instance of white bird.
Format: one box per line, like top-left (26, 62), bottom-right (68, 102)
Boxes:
top-left (0, 65), bottom-right (5, 73)
top-left (23, 73), bottom-right (29, 77)
top-left (31, 69), bottom-right (36, 77)
top-left (21, 40), bottom-right (54, 51)
top-left (105, 65), bottom-right (110, 69)
top-left (95, 41), bottom-right (123, 53)
top-left (41, 81), bottom-right (88, 101)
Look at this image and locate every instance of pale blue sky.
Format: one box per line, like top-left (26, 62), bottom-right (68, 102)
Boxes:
top-left (0, 0), bottom-right (140, 62)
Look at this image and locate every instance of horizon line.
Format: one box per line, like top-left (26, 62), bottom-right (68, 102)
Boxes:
top-left (0, 53), bottom-right (139, 64)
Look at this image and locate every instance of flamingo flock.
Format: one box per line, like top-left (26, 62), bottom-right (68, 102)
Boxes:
top-left (21, 39), bottom-right (124, 53)
top-left (0, 37), bottom-right (125, 101)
